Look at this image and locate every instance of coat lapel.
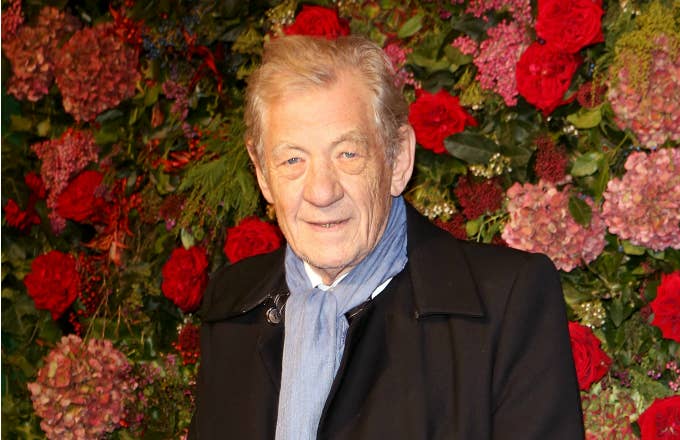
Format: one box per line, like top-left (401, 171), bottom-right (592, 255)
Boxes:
top-left (405, 204), bottom-right (486, 318)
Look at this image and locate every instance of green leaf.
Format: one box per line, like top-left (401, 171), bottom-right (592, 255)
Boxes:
top-left (444, 132), bottom-right (500, 164)
top-left (465, 217), bottom-right (482, 237)
top-left (144, 85), bottom-right (162, 107)
top-left (593, 160), bottom-right (610, 200)
top-left (443, 45), bottom-right (472, 66)
top-left (409, 53), bottom-right (451, 71)
top-left (561, 282), bottom-right (594, 305)
top-left (566, 105), bottom-right (602, 129)
top-left (96, 109), bottom-right (124, 123)
top-left (568, 196), bottom-right (592, 226)
top-left (94, 126), bottom-right (120, 145)
top-left (609, 299), bottom-right (625, 327)
top-left (36, 119), bottom-right (51, 137)
top-left (10, 115), bottom-right (32, 132)
top-left (571, 152), bottom-right (603, 177)
top-left (397, 14), bottom-right (423, 38)
top-left (622, 240), bottom-right (646, 255)
top-left (501, 142), bottom-right (532, 169)
top-left (449, 15), bottom-right (487, 40)
top-left (180, 228), bottom-right (196, 249)
top-left (630, 369), bottom-right (673, 401)
top-left (607, 298), bottom-right (635, 328)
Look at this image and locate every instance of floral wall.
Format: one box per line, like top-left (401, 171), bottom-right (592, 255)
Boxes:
top-left (1, 0), bottom-right (679, 438)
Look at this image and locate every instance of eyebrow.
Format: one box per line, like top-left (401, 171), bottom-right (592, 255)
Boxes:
top-left (331, 130), bottom-right (370, 148)
top-left (271, 130), bottom-right (370, 154)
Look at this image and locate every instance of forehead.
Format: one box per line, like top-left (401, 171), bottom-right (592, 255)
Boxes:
top-left (261, 72), bottom-right (379, 152)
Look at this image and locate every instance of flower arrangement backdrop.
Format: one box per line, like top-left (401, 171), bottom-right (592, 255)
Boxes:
top-left (2, 0), bottom-right (679, 438)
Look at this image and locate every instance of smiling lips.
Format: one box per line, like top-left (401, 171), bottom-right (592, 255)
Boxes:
top-left (308, 219), bottom-right (348, 229)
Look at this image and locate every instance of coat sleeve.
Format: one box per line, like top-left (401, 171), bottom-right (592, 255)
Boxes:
top-left (490, 253), bottom-right (584, 439)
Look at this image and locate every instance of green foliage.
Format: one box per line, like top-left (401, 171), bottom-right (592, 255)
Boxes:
top-left (178, 119), bottom-right (260, 229)
top-left (444, 132), bottom-right (500, 164)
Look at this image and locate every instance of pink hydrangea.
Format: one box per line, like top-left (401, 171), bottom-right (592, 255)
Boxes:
top-left (464, 0), bottom-right (533, 27)
top-left (602, 148), bottom-right (680, 251)
top-left (27, 335), bottom-right (138, 440)
top-left (501, 181), bottom-right (607, 272)
top-left (162, 80), bottom-right (190, 121)
top-left (474, 21), bottom-right (530, 106)
top-left (55, 22), bottom-right (140, 122)
top-left (1, 6), bottom-right (80, 102)
top-left (31, 128), bottom-right (99, 232)
top-left (451, 35), bottom-right (478, 56)
top-left (608, 35), bottom-right (680, 148)
top-left (383, 42), bottom-right (417, 89)
top-left (581, 386), bottom-right (637, 439)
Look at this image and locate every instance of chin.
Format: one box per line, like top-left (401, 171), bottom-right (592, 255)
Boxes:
top-left (301, 251), bottom-right (355, 273)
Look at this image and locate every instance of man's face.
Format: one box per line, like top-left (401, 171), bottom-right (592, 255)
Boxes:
top-left (252, 72), bottom-right (412, 284)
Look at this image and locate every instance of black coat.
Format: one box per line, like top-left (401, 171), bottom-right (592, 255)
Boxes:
top-left (189, 206), bottom-right (584, 439)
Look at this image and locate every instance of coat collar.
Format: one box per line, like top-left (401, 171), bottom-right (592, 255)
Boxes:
top-left (404, 203), bottom-right (485, 318)
top-left (200, 203), bottom-right (485, 322)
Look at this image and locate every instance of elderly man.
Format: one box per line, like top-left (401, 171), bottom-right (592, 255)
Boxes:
top-left (189, 36), bottom-right (584, 439)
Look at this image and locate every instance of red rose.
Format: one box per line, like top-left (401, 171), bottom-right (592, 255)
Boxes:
top-left (4, 199), bottom-right (40, 233)
top-left (408, 89), bottom-right (478, 154)
top-left (516, 42), bottom-right (582, 116)
top-left (161, 246), bottom-right (208, 313)
top-left (56, 170), bottom-right (109, 223)
top-left (535, 0), bottom-right (604, 54)
top-left (650, 271), bottom-right (680, 342)
top-left (283, 5), bottom-right (350, 39)
top-left (23, 250), bottom-right (79, 320)
top-left (638, 396), bottom-right (680, 440)
top-left (568, 321), bottom-right (612, 390)
top-left (224, 216), bottom-right (283, 264)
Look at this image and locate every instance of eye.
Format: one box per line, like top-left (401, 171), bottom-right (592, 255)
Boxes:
top-left (285, 157), bottom-right (302, 165)
top-left (341, 151), bottom-right (357, 159)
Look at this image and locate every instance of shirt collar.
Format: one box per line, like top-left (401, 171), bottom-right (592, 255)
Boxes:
top-left (303, 262), bottom-right (349, 291)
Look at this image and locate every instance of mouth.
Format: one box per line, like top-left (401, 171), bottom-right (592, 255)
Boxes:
top-left (308, 219), bottom-right (348, 229)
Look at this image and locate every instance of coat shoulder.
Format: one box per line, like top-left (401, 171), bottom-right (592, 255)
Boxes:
top-left (199, 248), bottom-right (286, 322)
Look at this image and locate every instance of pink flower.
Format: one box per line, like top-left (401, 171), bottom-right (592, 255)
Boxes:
top-left (162, 80), bottom-right (190, 121)
top-left (608, 35), bottom-right (680, 148)
top-left (55, 22), bottom-right (140, 122)
top-left (502, 181), bottom-right (606, 272)
top-left (1, 6), bottom-right (80, 102)
top-left (451, 36), bottom-right (478, 56)
top-left (473, 21), bottom-right (530, 106)
top-left (383, 42), bottom-right (417, 89)
top-left (464, 0), bottom-right (533, 27)
top-left (602, 148), bottom-right (680, 251)
top-left (31, 128), bottom-right (99, 233)
top-left (27, 335), bottom-right (138, 440)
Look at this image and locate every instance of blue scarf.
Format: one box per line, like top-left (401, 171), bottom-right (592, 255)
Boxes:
top-left (275, 196), bottom-right (408, 440)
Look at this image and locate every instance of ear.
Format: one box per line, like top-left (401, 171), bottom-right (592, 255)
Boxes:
top-left (390, 125), bottom-right (416, 196)
top-left (246, 141), bottom-right (274, 204)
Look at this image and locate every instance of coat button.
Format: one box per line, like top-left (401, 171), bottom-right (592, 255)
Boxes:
top-left (266, 307), bottom-right (281, 325)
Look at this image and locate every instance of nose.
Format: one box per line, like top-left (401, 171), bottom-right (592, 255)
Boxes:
top-left (302, 159), bottom-right (343, 207)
